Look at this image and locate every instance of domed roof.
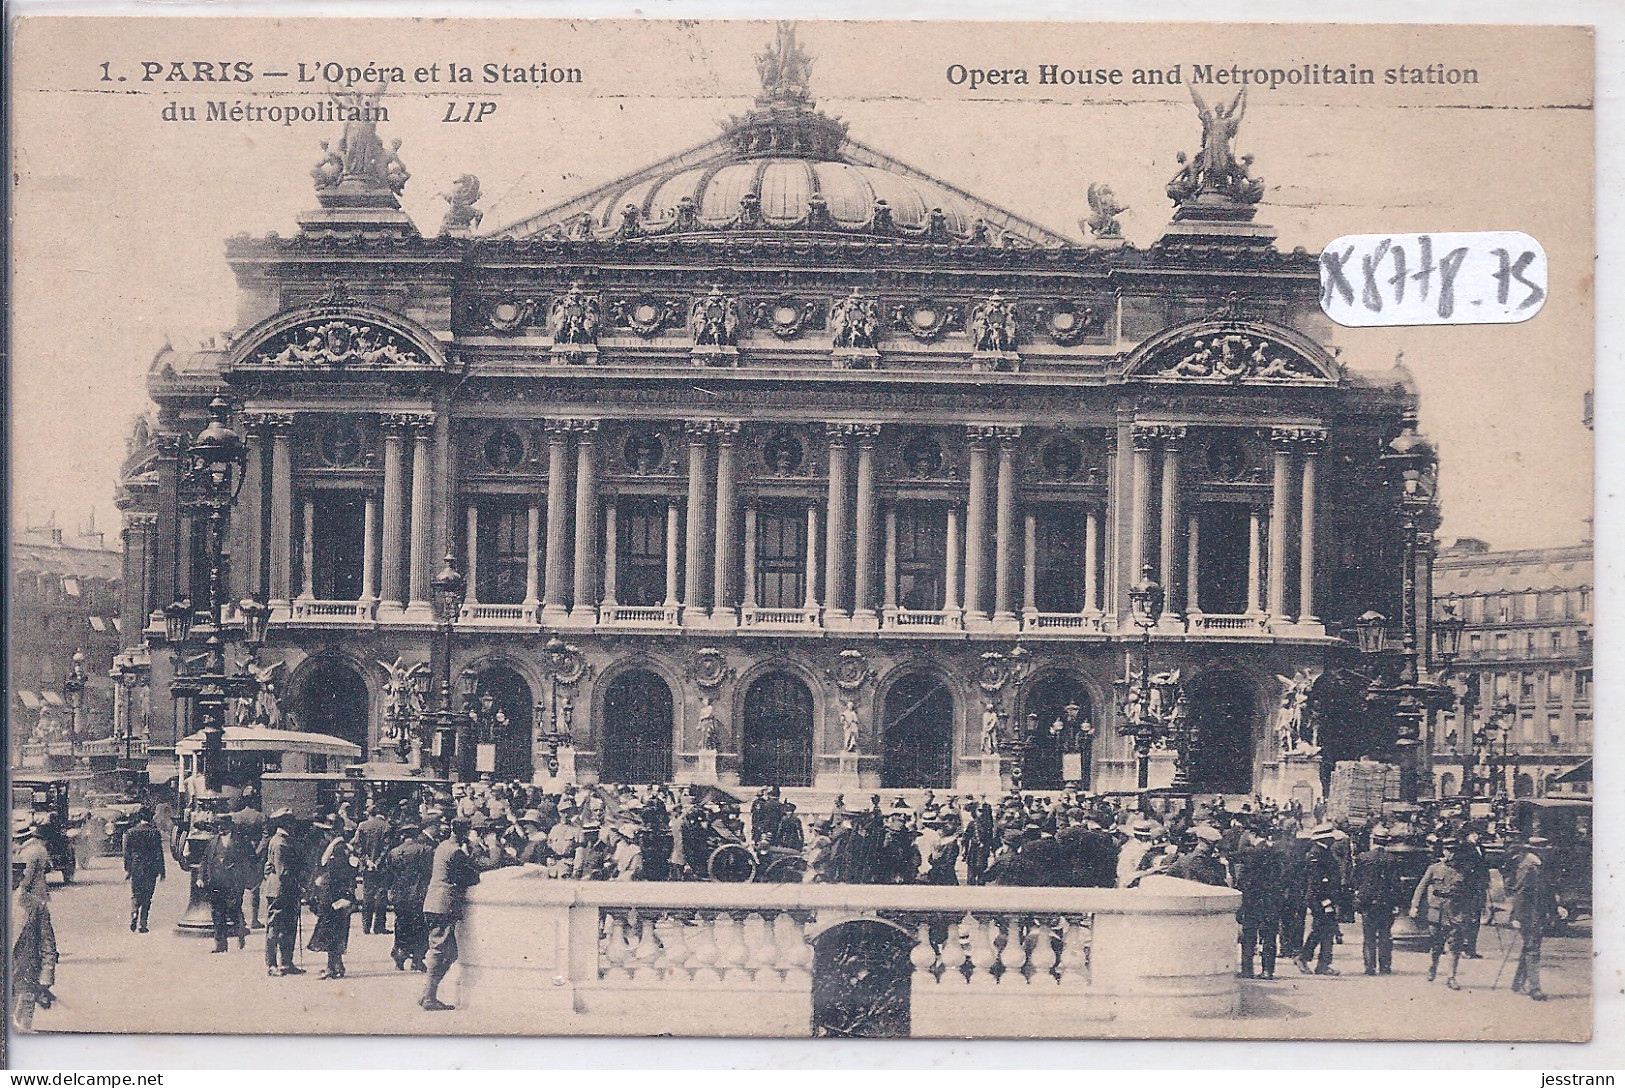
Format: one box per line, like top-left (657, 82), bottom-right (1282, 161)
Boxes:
top-left (488, 24), bottom-right (1073, 249)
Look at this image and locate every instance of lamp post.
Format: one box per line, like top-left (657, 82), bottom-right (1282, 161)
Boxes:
top-left (1118, 564), bottom-right (1184, 791)
top-left (63, 649), bottom-right (88, 765)
top-left (1478, 698), bottom-right (1518, 797)
top-left (429, 551), bottom-right (467, 781)
top-left (145, 395), bottom-right (268, 935)
top-left (536, 634), bottom-right (578, 777)
top-left (1352, 600), bottom-right (1462, 802)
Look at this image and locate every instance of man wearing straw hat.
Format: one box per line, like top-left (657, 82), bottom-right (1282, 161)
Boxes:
top-left (11, 814), bottom-right (59, 1032)
top-left (261, 807), bottom-right (305, 977)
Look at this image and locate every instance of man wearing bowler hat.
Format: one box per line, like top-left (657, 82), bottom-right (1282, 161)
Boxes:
top-left (1507, 835), bottom-right (1552, 1001)
top-left (420, 816), bottom-right (481, 1011)
top-left (261, 808), bottom-right (305, 977)
top-left (385, 821), bottom-right (434, 972)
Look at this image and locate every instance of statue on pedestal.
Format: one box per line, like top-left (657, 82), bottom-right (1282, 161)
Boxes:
top-left (698, 696), bottom-right (721, 751)
top-left (980, 700), bottom-right (1003, 755)
top-left (840, 696), bottom-right (860, 753)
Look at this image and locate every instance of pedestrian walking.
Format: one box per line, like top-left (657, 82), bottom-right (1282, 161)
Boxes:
top-left (1353, 825), bottom-right (1405, 976)
top-left (420, 816), bottom-right (481, 1011)
top-left (122, 807), bottom-right (166, 933)
top-left (384, 822), bottom-right (434, 973)
top-left (1507, 835), bottom-right (1551, 1001)
top-left (306, 816), bottom-right (358, 979)
top-left (1411, 838), bottom-right (1476, 989)
top-left (201, 814), bottom-right (255, 954)
top-left (1296, 823), bottom-right (1343, 975)
top-left (262, 808), bottom-right (306, 977)
top-left (12, 816), bottom-right (59, 1033)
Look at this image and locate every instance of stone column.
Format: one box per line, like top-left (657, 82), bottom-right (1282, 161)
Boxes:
top-left (1129, 424), bottom-right (1156, 588)
top-left (823, 425), bottom-right (852, 623)
top-left (1246, 507), bottom-right (1263, 616)
top-left (361, 496), bottom-right (378, 602)
top-left (1021, 509), bottom-right (1038, 621)
top-left (1298, 429), bottom-right (1325, 624)
top-left (683, 422), bottom-right (712, 622)
top-left (235, 420), bottom-right (265, 601)
top-left (541, 421), bottom-right (573, 621)
top-left (299, 498), bottom-right (316, 599)
top-left (803, 503), bottom-right (821, 614)
top-left (524, 502), bottom-right (541, 607)
top-left (992, 426), bottom-right (1021, 627)
top-left (406, 413), bottom-right (436, 612)
top-left (465, 503), bottom-right (480, 606)
top-left (742, 504), bottom-right (759, 612)
top-left (944, 504), bottom-right (962, 618)
top-left (964, 427), bottom-right (992, 624)
top-left (602, 500), bottom-right (619, 609)
top-left (379, 415), bottom-right (407, 608)
top-left (570, 421), bottom-right (600, 621)
top-left (1159, 426), bottom-right (1186, 621)
top-left (266, 416), bottom-right (295, 610)
top-left (1268, 430), bottom-right (1293, 619)
top-left (1185, 511), bottom-right (1201, 616)
top-left (663, 499), bottom-right (682, 611)
top-left (850, 424), bottom-right (881, 628)
top-left (883, 505), bottom-right (899, 618)
top-left (1084, 508), bottom-right (1100, 614)
top-left (711, 422), bottom-right (740, 624)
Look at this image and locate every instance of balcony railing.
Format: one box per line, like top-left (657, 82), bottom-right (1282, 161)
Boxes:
top-left (602, 604), bottom-right (681, 627)
top-left (460, 874), bottom-right (1241, 1037)
top-left (458, 602), bottom-right (538, 626)
top-left (882, 608), bottom-right (964, 631)
top-left (741, 606), bottom-right (820, 628)
top-left (1186, 613), bottom-right (1270, 636)
top-left (289, 598), bottom-right (378, 622)
top-left (1022, 611), bottom-right (1108, 634)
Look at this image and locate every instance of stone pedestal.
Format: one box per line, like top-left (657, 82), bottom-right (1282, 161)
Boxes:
top-left (1263, 753), bottom-right (1322, 807)
top-left (835, 751), bottom-right (861, 790)
top-left (554, 746), bottom-right (578, 786)
top-left (692, 748), bottom-right (720, 786)
top-left (963, 753), bottom-right (1006, 798)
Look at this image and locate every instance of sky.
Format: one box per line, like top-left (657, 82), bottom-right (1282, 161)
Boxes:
top-left (9, 17), bottom-right (1595, 552)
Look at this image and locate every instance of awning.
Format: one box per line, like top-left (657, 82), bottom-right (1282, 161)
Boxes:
top-left (40, 691), bottom-right (64, 707)
top-left (16, 691), bottom-right (41, 710)
top-left (1553, 758), bottom-right (1592, 785)
top-left (175, 726), bottom-right (362, 761)
top-left (89, 616), bottom-right (107, 632)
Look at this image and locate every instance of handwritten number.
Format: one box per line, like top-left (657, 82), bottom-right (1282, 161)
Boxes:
top-left (1436, 247), bottom-right (1469, 319)
top-left (99, 62), bottom-right (112, 82)
top-left (1361, 238), bottom-right (1392, 312)
top-left (1320, 247), bottom-right (1356, 308)
top-left (1492, 248), bottom-right (1546, 311)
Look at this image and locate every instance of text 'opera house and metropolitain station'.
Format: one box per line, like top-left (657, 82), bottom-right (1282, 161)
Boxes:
top-left (115, 26), bottom-right (1442, 804)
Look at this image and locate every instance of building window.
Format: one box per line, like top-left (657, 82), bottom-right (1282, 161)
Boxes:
top-left (1196, 503), bottom-right (1251, 615)
top-left (1034, 504), bottom-right (1091, 613)
top-left (1520, 713), bottom-right (1537, 743)
top-left (754, 503), bottom-right (807, 610)
top-left (1545, 673), bottom-right (1562, 705)
top-left (617, 499), bottom-right (668, 607)
top-left (1576, 669), bottom-right (1592, 703)
top-left (895, 503), bottom-right (947, 611)
top-left (1494, 632), bottom-right (1508, 655)
top-left (1521, 673), bottom-right (1537, 701)
top-left (1545, 714), bottom-right (1561, 744)
top-left (1577, 714), bottom-right (1592, 745)
top-left (475, 501), bottom-right (529, 604)
top-left (1493, 672), bottom-right (1510, 701)
top-left (1469, 633), bottom-right (1483, 656)
top-left (1551, 630), bottom-right (1563, 655)
top-left (304, 492), bottom-right (366, 600)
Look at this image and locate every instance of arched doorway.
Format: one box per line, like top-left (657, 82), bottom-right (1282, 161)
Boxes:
top-left (294, 657), bottom-right (369, 752)
top-left (1182, 669), bottom-right (1258, 795)
top-left (1439, 772), bottom-right (1457, 798)
top-left (742, 672), bottom-right (814, 787)
top-left (1018, 673), bottom-right (1093, 791)
top-left (473, 665), bottom-right (533, 781)
top-left (601, 669), bottom-right (673, 784)
top-left (881, 672), bottom-right (955, 789)
top-left (1514, 773), bottom-right (1535, 799)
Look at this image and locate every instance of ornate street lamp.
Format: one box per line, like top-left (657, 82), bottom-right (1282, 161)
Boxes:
top-left (429, 550), bottom-right (467, 780)
top-left (1118, 564), bottom-right (1184, 791)
top-left (62, 650), bottom-right (88, 763)
top-left (238, 596), bottom-right (271, 649)
top-left (536, 633), bottom-right (578, 776)
top-left (1432, 603), bottom-right (1465, 668)
top-left (1354, 610), bottom-right (1390, 657)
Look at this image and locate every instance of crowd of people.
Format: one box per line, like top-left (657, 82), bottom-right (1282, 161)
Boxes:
top-left (11, 776), bottom-right (1561, 1030)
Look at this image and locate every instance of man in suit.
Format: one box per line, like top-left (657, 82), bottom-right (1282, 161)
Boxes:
top-left (12, 817), bottom-right (59, 1032)
top-left (353, 803), bottom-right (394, 935)
top-left (122, 807), bottom-right (166, 933)
top-left (384, 822), bottom-right (434, 973)
top-left (1410, 838), bottom-right (1475, 989)
top-left (202, 814), bottom-right (255, 954)
top-left (1233, 827), bottom-right (1285, 979)
top-left (262, 808), bottom-right (305, 977)
top-left (1507, 835), bottom-right (1552, 1001)
top-left (1353, 825), bottom-right (1405, 976)
top-left (420, 816), bottom-right (481, 1011)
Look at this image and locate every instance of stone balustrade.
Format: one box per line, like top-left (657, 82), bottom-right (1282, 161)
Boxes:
top-left (459, 871), bottom-right (1240, 1037)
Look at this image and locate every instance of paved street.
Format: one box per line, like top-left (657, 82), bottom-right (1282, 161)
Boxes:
top-left (25, 852), bottom-right (1591, 1041)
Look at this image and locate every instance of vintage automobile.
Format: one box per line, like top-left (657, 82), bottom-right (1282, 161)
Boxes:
top-left (11, 776), bottom-right (83, 882)
top-left (1510, 797), bottom-right (1592, 929)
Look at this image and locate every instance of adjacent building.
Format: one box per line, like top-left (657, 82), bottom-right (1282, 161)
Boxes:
top-left (116, 27), bottom-right (1436, 800)
top-left (1432, 538), bottom-right (1593, 798)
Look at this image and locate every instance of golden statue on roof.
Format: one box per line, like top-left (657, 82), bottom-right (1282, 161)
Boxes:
top-left (755, 21), bottom-right (814, 109)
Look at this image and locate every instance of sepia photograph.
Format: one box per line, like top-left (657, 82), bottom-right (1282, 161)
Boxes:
top-left (5, 13), bottom-right (1596, 1049)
